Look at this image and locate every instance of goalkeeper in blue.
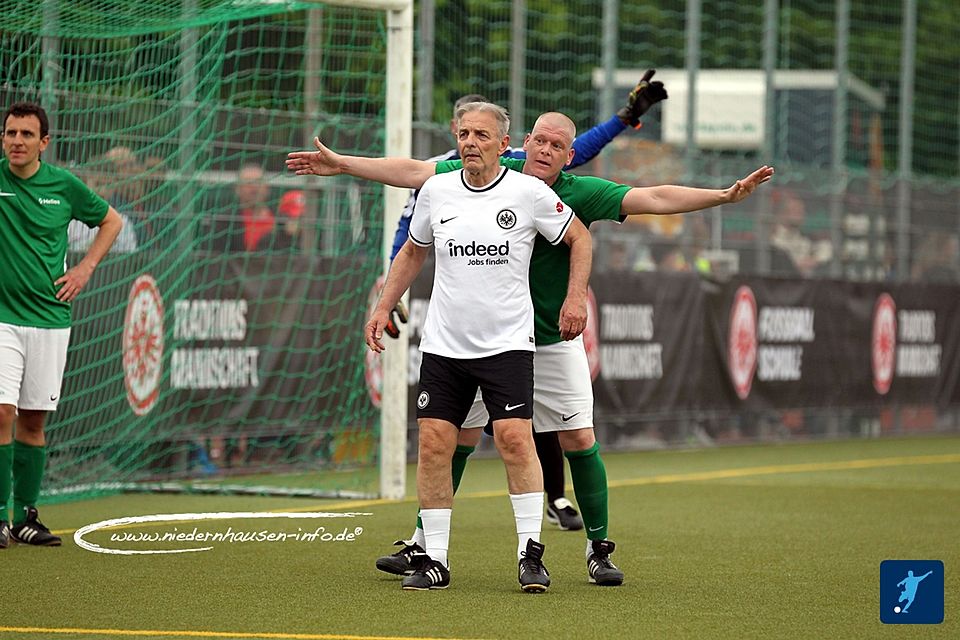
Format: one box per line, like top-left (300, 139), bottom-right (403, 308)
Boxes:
top-left (381, 72), bottom-right (667, 537)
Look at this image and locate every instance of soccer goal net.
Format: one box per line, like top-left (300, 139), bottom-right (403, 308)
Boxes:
top-left (1, 0), bottom-right (412, 501)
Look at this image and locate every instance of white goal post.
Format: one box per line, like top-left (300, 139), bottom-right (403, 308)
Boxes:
top-left (304, 0), bottom-right (412, 500)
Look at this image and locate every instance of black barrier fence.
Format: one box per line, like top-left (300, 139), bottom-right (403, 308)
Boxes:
top-left (52, 253), bottom-right (959, 489)
top-left (407, 269), bottom-right (960, 448)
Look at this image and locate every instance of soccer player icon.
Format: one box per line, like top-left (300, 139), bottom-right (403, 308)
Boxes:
top-left (897, 570), bottom-right (933, 613)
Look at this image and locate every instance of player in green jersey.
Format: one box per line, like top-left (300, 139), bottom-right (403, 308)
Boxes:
top-left (0, 102), bottom-right (123, 548)
top-left (287, 113), bottom-right (772, 585)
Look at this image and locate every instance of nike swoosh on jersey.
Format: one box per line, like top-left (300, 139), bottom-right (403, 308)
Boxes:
top-left (504, 403), bottom-right (525, 411)
top-left (0, 191), bottom-right (17, 197)
top-left (561, 412), bottom-right (580, 422)
top-left (440, 216), bottom-right (458, 224)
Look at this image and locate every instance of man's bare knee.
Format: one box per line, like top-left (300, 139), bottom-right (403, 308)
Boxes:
top-left (418, 419), bottom-right (459, 461)
top-left (493, 420), bottom-right (536, 463)
top-left (0, 404), bottom-right (15, 441)
top-left (558, 427), bottom-right (596, 452)
top-left (419, 435), bottom-right (451, 462)
top-left (0, 404), bottom-right (15, 424)
top-left (457, 428), bottom-right (482, 448)
top-left (10, 409), bottom-right (47, 446)
top-left (417, 419), bottom-right (459, 507)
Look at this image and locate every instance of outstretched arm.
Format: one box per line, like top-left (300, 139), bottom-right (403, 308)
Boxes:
top-left (286, 137), bottom-right (435, 189)
top-left (620, 165), bottom-right (774, 216)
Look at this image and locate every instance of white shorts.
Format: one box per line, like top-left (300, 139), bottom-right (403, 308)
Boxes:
top-left (0, 322), bottom-right (71, 411)
top-left (463, 336), bottom-right (594, 433)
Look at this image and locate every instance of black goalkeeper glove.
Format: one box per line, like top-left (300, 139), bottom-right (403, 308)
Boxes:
top-left (617, 69), bottom-right (668, 129)
top-left (384, 299), bottom-right (409, 339)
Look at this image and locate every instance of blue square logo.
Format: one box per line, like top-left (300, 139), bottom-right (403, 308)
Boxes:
top-left (880, 560), bottom-right (944, 624)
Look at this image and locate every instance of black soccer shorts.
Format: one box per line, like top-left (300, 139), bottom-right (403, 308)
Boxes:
top-left (416, 350), bottom-right (534, 425)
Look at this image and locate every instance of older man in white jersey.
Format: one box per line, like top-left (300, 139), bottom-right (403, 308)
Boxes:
top-left (289, 110), bottom-right (773, 589)
top-left (366, 102), bottom-right (592, 593)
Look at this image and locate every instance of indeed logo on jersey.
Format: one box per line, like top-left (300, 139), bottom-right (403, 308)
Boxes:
top-left (446, 239), bottom-right (510, 267)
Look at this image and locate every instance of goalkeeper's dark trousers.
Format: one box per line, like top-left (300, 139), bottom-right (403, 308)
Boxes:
top-left (534, 430), bottom-right (566, 504)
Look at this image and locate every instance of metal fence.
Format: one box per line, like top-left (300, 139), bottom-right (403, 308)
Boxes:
top-left (412, 0), bottom-right (960, 289)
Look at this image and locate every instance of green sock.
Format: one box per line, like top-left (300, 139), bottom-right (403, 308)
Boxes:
top-left (13, 440), bottom-right (45, 525)
top-left (565, 442), bottom-right (608, 540)
top-left (0, 442), bottom-right (12, 522)
top-left (416, 444), bottom-right (475, 532)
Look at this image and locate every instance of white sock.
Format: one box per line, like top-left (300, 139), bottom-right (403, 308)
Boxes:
top-left (419, 508), bottom-right (451, 567)
top-left (585, 538), bottom-right (595, 559)
top-left (509, 492), bottom-right (543, 560)
top-left (410, 526), bottom-right (426, 549)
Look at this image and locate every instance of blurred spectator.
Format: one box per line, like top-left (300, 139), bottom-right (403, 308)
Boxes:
top-left (603, 238), bottom-right (634, 273)
top-left (265, 189), bottom-right (305, 252)
top-left (210, 164), bottom-right (276, 252)
top-left (911, 232), bottom-right (960, 284)
top-left (68, 214), bottom-right (137, 253)
top-left (769, 188), bottom-right (832, 277)
top-left (102, 146), bottom-right (156, 245)
top-left (685, 216), bottom-right (713, 275)
top-left (68, 162), bottom-right (138, 253)
top-left (235, 164), bottom-right (275, 252)
top-left (649, 217), bottom-right (713, 273)
top-left (137, 155), bottom-right (167, 239)
top-left (102, 147), bottom-right (141, 209)
top-left (651, 240), bottom-right (690, 272)
top-left (877, 235), bottom-right (899, 282)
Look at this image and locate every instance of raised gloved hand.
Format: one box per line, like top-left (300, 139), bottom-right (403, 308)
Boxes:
top-left (384, 299), bottom-right (409, 339)
top-left (617, 69), bottom-right (668, 129)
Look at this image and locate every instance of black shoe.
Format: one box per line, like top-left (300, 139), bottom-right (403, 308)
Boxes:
top-left (401, 554), bottom-right (450, 590)
top-left (518, 539), bottom-right (550, 593)
top-left (587, 539), bottom-right (624, 586)
top-left (376, 539), bottom-right (426, 576)
top-left (0, 520), bottom-right (10, 549)
top-left (546, 497), bottom-right (583, 531)
top-left (10, 507), bottom-right (61, 547)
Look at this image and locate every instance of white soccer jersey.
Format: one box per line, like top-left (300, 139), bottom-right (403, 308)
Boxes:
top-left (409, 167), bottom-right (574, 358)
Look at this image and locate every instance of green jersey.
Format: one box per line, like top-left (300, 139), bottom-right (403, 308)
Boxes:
top-left (435, 156), bottom-right (630, 345)
top-left (0, 159), bottom-right (109, 328)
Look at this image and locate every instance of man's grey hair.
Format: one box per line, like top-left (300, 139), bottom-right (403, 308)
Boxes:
top-left (452, 94), bottom-right (488, 119)
top-left (455, 102), bottom-right (510, 139)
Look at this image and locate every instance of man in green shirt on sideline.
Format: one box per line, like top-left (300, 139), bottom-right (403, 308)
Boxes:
top-left (0, 102), bottom-right (124, 548)
top-left (287, 113), bottom-right (773, 585)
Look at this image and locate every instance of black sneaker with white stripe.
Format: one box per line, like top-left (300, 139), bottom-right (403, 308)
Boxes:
top-left (587, 539), bottom-right (624, 586)
top-left (546, 497), bottom-right (583, 531)
top-left (376, 539), bottom-right (426, 576)
top-left (0, 520), bottom-right (10, 549)
top-left (10, 507), bottom-right (61, 547)
top-left (401, 554), bottom-right (450, 590)
top-left (518, 539), bottom-right (550, 593)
